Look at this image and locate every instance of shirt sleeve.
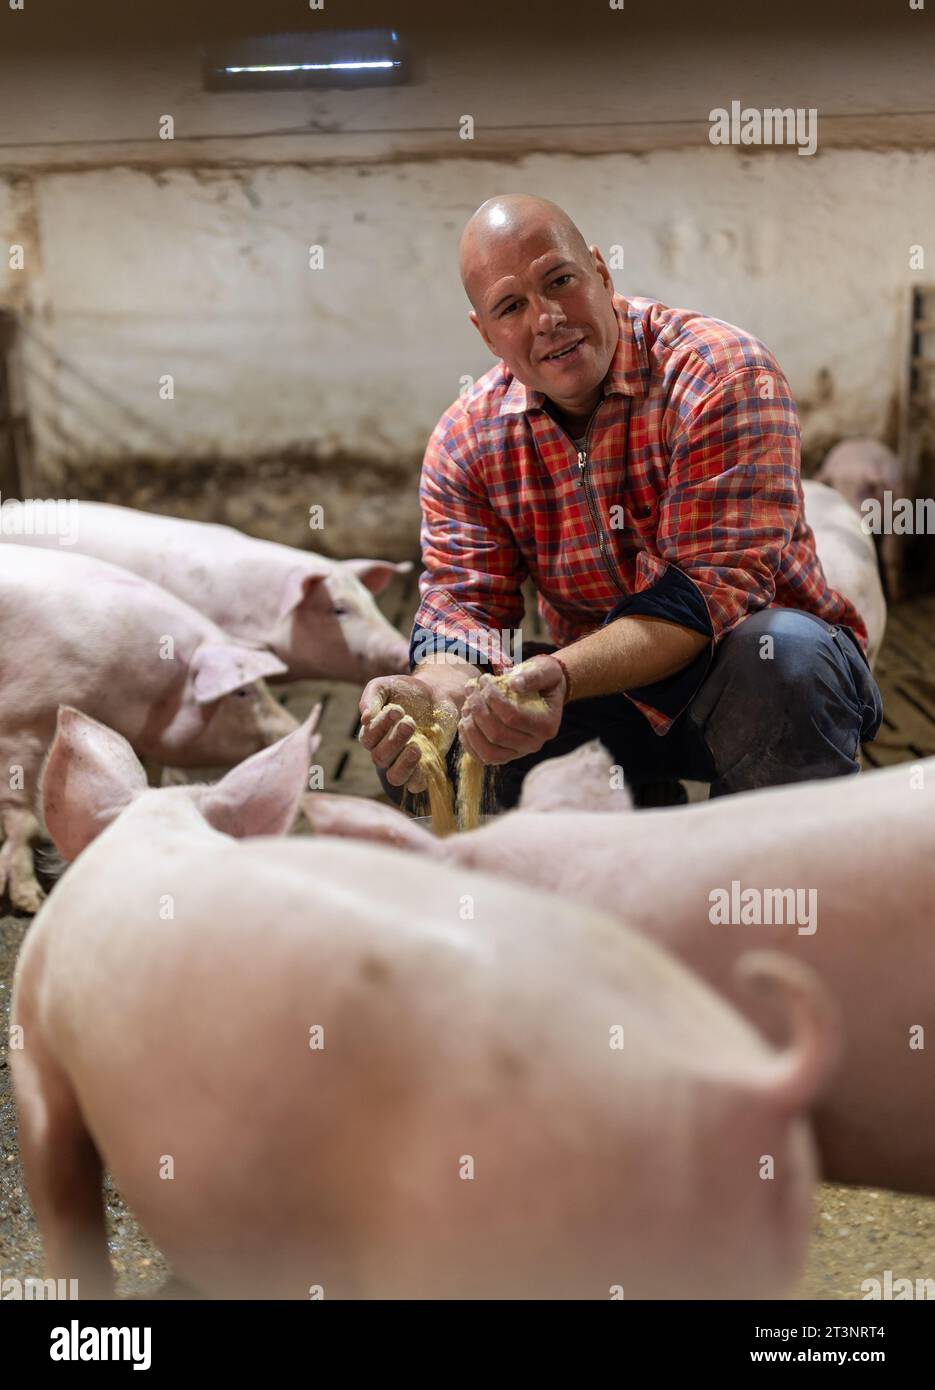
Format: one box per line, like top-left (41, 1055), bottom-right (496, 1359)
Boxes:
top-left (658, 365), bottom-right (801, 635)
top-left (602, 364), bottom-right (801, 731)
top-left (409, 420), bottom-right (528, 673)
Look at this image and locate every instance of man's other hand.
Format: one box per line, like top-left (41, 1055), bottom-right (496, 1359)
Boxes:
top-left (459, 654), bottom-right (566, 766)
top-left (358, 674), bottom-right (459, 792)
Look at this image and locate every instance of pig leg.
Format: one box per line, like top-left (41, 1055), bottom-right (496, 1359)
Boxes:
top-left (0, 807), bottom-right (45, 913)
top-left (13, 997), bottom-right (113, 1297)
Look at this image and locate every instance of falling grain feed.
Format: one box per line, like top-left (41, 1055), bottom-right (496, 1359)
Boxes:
top-left (405, 710), bottom-right (458, 837)
top-left (408, 675), bottom-right (549, 834)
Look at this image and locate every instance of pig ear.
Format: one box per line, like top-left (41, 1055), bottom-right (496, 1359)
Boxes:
top-left (41, 707), bottom-right (148, 861)
top-left (279, 569), bottom-right (329, 621)
top-left (343, 559), bottom-right (413, 595)
top-left (301, 791), bottom-right (441, 855)
top-left (194, 707), bottom-right (322, 838)
top-left (191, 642), bottom-right (288, 704)
top-left (518, 740), bottom-right (633, 813)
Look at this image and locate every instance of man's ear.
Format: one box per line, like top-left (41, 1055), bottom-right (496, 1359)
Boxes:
top-left (590, 245), bottom-right (614, 292)
top-left (469, 309), bottom-right (496, 356)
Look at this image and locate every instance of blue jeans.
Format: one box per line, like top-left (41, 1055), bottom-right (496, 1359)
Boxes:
top-left (382, 608), bottom-right (884, 808)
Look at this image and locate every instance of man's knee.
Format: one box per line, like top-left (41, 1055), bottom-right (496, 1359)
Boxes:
top-left (694, 608), bottom-right (877, 791)
top-left (712, 609), bottom-right (837, 709)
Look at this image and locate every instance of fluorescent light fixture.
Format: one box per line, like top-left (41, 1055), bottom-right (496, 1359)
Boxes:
top-left (204, 29), bottom-right (408, 91)
top-left (224, 62), bottom-right (399, 74)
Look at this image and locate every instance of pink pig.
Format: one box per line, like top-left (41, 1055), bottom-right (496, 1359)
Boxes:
top-left (817, 437), bottom-right (903, 513)
top-left (0, 499), bottom-right (411, 682)
top-left (815, 438), bottom-right (905, 602)
top-left (10, 709), bottom-right (838, 1300)
top-left (0, 545), bottom-right (297, 911)
top-left (306, 740), bottom-right (935, 1196)
top-left (802, 479), bottom-right (886, 668)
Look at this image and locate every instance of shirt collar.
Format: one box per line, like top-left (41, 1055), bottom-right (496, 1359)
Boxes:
top-left (498, 294), bottom-right (650, 417)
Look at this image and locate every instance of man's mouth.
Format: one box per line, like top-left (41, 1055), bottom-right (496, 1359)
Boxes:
top-left (542, 337), bottom-right (584, 363)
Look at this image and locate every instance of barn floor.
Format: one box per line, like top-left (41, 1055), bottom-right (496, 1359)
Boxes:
top-left (1, 576), bottom-right (934, 1300)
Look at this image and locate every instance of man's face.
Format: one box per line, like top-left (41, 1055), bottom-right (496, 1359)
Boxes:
top-left (467, 229), bottom-right (619, 416)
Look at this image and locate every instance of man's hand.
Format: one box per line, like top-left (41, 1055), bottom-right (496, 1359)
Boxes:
top-left (358, 674), bottom-right (459, 792)
top-left (459, 654), bottom-right (566, 766)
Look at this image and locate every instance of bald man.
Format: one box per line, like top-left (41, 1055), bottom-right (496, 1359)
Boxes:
top-left (360, 195), bottom-right (882, 808)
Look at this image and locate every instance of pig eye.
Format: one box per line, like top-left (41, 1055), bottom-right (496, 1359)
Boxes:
top-left (234, 687), bottom-right (250, 698)
top-left (332, 604), bottom-right (349, 616)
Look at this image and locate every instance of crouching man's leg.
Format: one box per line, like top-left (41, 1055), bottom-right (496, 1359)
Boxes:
top-left (687, 608), bottom-right (884, 798)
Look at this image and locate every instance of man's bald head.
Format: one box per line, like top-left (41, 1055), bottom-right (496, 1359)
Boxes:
top-left (457, 193), bottom-right (619, 427)
top-left (458, 195), bottom-right (592, 308)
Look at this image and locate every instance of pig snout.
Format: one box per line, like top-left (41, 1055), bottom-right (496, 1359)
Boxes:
top-left (330, 568), bottom-right (410, 680)
top-left (330, 584), bottom-right (409, 681)
top-left (316, 615), bottom-right (409, 684)
top-left (358, 624), bottom-right (410, 679)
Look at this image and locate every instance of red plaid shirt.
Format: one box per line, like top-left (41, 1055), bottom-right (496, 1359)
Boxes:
top-left (411, 294), bottom-right (868, 734)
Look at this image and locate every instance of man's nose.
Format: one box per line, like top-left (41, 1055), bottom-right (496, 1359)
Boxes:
top-left (532, 296), bottom-right (566, 333)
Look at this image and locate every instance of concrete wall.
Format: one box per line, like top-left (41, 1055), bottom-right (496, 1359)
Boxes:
top-left (1, 7), bottom-right (932, 556)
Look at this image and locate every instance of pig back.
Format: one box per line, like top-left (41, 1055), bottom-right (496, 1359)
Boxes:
top-left (30, 819), bottom-right (824, 1298)
top-left (2, 499), bottom-right (296, 637)
top-left (802, 479), bottom-right (886, 664)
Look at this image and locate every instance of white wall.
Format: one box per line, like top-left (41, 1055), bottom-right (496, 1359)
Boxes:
top-left (0, 15), bottom-right (931, 554)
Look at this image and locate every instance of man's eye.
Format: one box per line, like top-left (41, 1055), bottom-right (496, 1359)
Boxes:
top-left (501, 302), bottom-right (519, 317)
top-left (552, 274), bottom-right (572, 287)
